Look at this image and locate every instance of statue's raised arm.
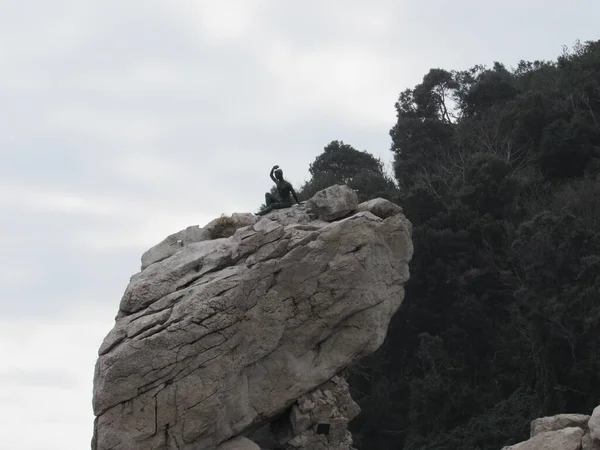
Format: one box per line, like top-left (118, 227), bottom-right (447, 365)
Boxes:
top-left (270, 165), bottom-right (280, 183)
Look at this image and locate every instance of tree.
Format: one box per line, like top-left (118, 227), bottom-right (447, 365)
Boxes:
top-left (390, 69), bottom-right (458, 189)
top-left (299, 140), bottom-right (398, 202)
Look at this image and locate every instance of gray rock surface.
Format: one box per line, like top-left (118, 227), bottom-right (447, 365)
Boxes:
top-left (247, 375), bottom-right (359, 450)
top-left (591, 405), bottom-right (600, 441)
top-left (216, 437), bottom-right (261, 450)
top-left (92, 187), bottom-right (413, 450)
top-left (357, 198), bottom-right (403, 220)
top-left (502, 407), bottom-right (600, 450)
top-left (531, 414), bottom-right (590, 437)
top-left (140, 224), bottom-right (210, 270)
top-left (283, 375), bottom-right (360, 450)
top-left (582, 432), bottom-right (600, 450)
top-left (305, 184), bottom-right (358, 221)
top-left (502, 427), bottom-right (584, 450)
top-left (140, 213), bottom-right (259, 270)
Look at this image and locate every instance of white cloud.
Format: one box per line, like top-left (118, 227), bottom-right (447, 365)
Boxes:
top-left (0, 186), bottom-right (121, 218)
top-left (114, 151), bottom-right (190, 183)
top-left (264, 42), bottom-right (398, 126)
top-left (0, 306), bottom-right (115, 450)
top-left (45, 105), bottom-right (165, 143)
top-left (71, 211), bottom-right (216, 252)
top-left (183, 0), bottom-right (262, 41)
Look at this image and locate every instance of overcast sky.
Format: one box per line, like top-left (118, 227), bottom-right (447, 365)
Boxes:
top-left (1, 1), bottom-right (598, 448)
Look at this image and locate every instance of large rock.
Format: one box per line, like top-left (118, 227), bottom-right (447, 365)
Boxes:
top-left (92, 189), bottom-right (412, 450)
top-left (305, 184), bottom-right (358, 221)
top-left (502, 427), bottom-right (584, 450)
top-left (531, 414), bottom-right (590, 437)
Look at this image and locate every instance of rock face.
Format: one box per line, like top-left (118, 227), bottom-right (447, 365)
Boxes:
top-left (583, 432), bottom-right (600, 450)
top-left (503, 408), bottom-right (600, 450)
top-left (92, 186), bottom-right (413, 450)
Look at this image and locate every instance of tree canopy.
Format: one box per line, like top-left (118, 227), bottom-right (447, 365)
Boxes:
top-left (348, 39), bottom-right (600, 450)
top-left (298, 140), bottom-right (398, 202)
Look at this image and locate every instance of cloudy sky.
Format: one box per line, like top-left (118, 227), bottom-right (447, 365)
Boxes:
top-left (1, 1), bottom-right (598, 448)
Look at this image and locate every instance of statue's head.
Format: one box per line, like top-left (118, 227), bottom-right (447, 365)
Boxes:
top-left (274, 168), bottom-right (283, 180)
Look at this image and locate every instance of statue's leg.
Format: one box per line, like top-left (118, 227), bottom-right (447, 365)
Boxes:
top-left (257, 195), bottom-right (291, 215)
top-left (270, 201), bottom-right (292, 210)
top-left (265, 193), bottom-right (275, 206)
top-left (257, 194), bottom-right (275, 215)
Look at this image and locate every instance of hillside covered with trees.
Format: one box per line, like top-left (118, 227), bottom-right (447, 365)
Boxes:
top-left (288, 39), bottom-right (600, 449)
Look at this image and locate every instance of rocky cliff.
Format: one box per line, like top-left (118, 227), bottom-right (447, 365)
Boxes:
top-left (502, 405), bottom-right (600, 450)
top-left (91, 185), bottom-right (413, 450)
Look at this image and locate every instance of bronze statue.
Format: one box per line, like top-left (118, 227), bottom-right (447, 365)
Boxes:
top-left (257, 165), bottom-right (300, 215)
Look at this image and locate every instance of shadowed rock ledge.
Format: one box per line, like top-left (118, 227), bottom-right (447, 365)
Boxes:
top-left (91, 185), bottom-right (413, 450)
top-left (501, 406), bottom-right (600, 450)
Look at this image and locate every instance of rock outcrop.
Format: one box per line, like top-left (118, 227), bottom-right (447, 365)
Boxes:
top-left (92, 185), bottom-right (413, 450)
top-left (503, 408), bottom-right (600, 450)
top-left (531, 414), bottom-right (590, 437)
top-left (591, 406), bottom-right (600, 442)
top-left (504, 427), bottom-right (585, 450)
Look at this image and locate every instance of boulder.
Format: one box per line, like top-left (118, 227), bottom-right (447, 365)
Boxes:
top-left (502, 427), bottom-right (584, 450)
top-left (92, 188), bottom-right (413, 450)
top-left (357, 198), bottom-right (403, 220)
top-left (216, 437), bottom-right (261, 450)
top-left (305, 185), bottom-right (358, 221)
top-left (531, 414), bottom-right (590, 437)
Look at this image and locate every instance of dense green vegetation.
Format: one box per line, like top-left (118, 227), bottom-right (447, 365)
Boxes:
top-left (294, 40), bottom-right (600, 449)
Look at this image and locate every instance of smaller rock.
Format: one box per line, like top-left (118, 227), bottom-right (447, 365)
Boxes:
top-left (531, 413), bottom-right (590, 437)
top-left (503, 427), bottom-right (584, 450)
top-left (291, 405), bottom-right (312, 435)
top-left (306, 185), bottom-right (358, 221)
top-left (328, 417), bottom-right (349, 446)
top-left (582, 432), bottom-right (600, 450)
top-left (357, 198), bottom-right (403, 219)
top-left (140, 214), bottom-right (259, 270)
top-left (216, 436), bottom-right (261, 450)
top-left (590, 405), bottom-right (600, 441)
top-left (281, 376), bottom-right (359, 450)
top-left (204, 213), bottom-right (258, 239)
top-left (140, 225), bottom-right (210, 269)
